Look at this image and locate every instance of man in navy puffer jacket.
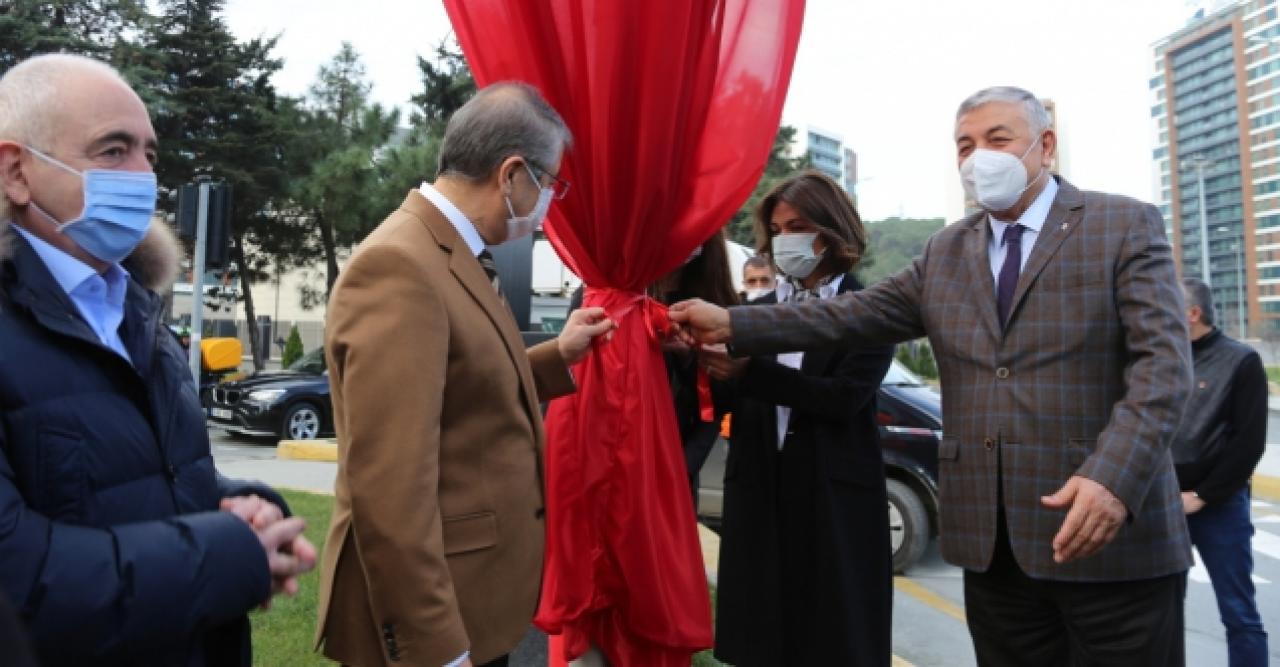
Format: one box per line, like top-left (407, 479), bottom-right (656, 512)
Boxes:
top-left (0, 54), bottom-right (317, 665)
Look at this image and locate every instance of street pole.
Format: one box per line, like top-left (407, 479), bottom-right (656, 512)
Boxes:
top-left (1237, 241), bottom-right (1246, 338)
top-left (1195, 159), bottom-right (1211, 284)
top-left (188, 180), bottom-right (210, 386)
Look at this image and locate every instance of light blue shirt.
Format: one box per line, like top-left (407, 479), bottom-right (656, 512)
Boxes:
top-left (986, 177), bottom-right (1059, 291)
top-left (13, 224), bottom-right (133, 364)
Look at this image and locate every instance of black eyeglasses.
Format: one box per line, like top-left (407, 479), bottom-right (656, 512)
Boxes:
top-left (525, 158), bottom-right (572, 200)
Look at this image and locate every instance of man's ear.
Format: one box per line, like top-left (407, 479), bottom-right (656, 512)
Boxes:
top-left (0, 141), bottom-right (32, 208)
top-left (1040, 129), bottom-right (1058, 169)
top-left (494, 155), bottom-right (523, 195)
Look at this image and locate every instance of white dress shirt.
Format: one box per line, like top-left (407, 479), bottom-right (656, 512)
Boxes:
top-left (420, 182), bottom-right (486, 259)
top-left (773, 274), bottom-right (845, 450)
top-left (986, 177), bottom-right (1059, 289)
top-left (13, 224), bottom-right (133, 364)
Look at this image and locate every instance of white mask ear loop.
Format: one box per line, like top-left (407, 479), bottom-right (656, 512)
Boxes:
top-left (1021, 134), bottom-right (1048, 188)
top-left (24, 146), bottom-right (86, 231)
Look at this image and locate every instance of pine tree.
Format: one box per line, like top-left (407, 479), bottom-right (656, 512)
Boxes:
top-left (141, 0), bottom-right (300, 370)
top-left (281, 324), bottom-right (304, 368)
top-left (409, 37), bottom-right (475, 134)
top-left (727, 125), bottom-right (809, 248)
top-left (296, 42), bottom-right (400, 301)
top-left (0, 0), bottom-right (149, 72)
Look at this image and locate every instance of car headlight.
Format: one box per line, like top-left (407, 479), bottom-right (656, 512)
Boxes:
top-left (245, 389), bottom-right (286, 404)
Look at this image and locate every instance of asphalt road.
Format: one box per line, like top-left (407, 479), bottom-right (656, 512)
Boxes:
top-left (211, 427), bottom-right (1280, 666)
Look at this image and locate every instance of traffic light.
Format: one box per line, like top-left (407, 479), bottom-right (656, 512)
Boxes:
top-left (206, 184), bottom-right (232, 269)
top-left (176, 183), bottom-right (199, 239)
top-left (175, 181), bottom-right (232, 269)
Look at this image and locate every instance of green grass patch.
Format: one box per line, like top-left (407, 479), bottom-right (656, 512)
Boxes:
top-left (250, 490), bottom-right (727, 666)
top-left (251, 489), bottom-right (335, 666)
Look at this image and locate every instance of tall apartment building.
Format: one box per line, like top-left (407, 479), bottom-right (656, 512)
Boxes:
top-left (1151, 0), bottom-right (1280, 338)
top-left (843, 146), bottom-right (858, 201)
top-left (802, 126), bottom-right (848, 185)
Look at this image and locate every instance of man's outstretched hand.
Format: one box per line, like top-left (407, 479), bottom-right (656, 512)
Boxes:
top-left (668, 299), bottom-right (733, 346)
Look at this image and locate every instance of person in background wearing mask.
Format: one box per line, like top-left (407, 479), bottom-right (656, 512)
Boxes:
top-left (699, 171), bottom-right (893, 666)
top-left (650, 229), bottom-right (739, 511)
top-left (672, 86), bottom-right (1193, 665)
top-left (316, 82), bottom-right (615, 667)
top-left (741, 254), bottom-right (776, 302)
top-left (1174, 278), bottom-right (1269, 666)
top-left (0, 54), bottom-right (315, 666)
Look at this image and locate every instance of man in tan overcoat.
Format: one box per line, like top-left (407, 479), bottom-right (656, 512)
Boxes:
top-left (316, 82), bottom-right (613, 667)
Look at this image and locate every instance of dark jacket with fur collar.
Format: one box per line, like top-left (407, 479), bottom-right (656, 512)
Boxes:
top-left (0, 219), bottom-right (280, 666)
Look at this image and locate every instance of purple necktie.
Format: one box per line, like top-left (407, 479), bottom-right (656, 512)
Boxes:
top-left (996, 224), bottom-right (1025, 325)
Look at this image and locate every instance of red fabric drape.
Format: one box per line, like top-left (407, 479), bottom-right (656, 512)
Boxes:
top-left (443, 3), bottom-right (804, 664)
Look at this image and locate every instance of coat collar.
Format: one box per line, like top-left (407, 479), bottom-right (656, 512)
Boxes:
top-left (2, 228), bottom-right (163, 374)
top-left (0, 217), bottom-right (182, 294)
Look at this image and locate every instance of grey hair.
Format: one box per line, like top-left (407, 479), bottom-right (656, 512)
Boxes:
top-left (743, 255), bottom-right (774, 272)
top-left (437, 81), bottom-right (572, 181)
top-left (1182, 277), bottom-right (1215, 326)
top-left (956, 86), bottom-right (1052, 135)
top-left (0, 54), bottom-right (129, 222)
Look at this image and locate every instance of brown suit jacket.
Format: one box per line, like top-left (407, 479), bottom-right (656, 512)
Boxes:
top-left (730, 178), bottom-right (1194, 582)
top-left (315, 191), bottom-right (576, 666)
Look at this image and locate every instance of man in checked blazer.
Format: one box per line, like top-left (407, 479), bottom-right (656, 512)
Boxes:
top-left (673, 87), bottom-right (1194, 666)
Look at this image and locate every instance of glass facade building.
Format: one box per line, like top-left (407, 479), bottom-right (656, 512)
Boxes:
top-left (1152, 0), bottom-right (1280, 336)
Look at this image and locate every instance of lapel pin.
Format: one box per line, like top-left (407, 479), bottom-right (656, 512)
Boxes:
top-left (1060, 222), bottom-right (1069, 231)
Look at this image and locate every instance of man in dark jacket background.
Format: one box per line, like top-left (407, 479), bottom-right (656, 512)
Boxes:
top-left (1176, 278), bottom-right (1269, 666)
top-left (0, 53), bottom-right (316, 665)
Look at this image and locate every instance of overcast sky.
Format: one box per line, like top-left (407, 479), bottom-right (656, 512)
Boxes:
top-left (224, 0), bottom-right (1218, 221)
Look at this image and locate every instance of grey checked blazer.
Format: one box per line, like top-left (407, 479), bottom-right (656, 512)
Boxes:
top-left (731, 178), bottom-right (1193, 581)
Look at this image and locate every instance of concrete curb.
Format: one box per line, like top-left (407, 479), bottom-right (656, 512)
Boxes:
top-left (277, 439), bottom-right (338, 462)
top-left (1254, 474), bottom-right (1280, 503)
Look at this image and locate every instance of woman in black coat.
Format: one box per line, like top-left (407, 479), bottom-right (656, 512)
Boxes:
top-left (651, 229), bottom-right (740, 509)
top-left (701, 171), bottom-right (894, 666)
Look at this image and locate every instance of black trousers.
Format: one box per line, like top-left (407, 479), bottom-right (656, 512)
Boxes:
top-left (963, 511), bottom-right (1185, 667)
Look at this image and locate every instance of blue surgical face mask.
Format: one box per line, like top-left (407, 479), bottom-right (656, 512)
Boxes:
top-left (25, 146), bottom-right (157, 264)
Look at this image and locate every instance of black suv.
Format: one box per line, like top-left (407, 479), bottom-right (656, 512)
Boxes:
top-left (206, 348), bottom-right (334, 441)
top-left (696, 360), bottom-right (942, 574)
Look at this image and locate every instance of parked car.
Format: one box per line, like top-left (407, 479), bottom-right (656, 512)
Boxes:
top-left (697, 359), bottom-right (942, 574)
top-left (206, 347), bottom-right (334, 441)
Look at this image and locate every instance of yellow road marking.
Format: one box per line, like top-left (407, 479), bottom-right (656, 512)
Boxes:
top-left (894, 576), bottom-right (966, 624)
top-left (1254, 474), bottom-right (1280, 503)
top-left (276, 439), bottom-right (338, 462)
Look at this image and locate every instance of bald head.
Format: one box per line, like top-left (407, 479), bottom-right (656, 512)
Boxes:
top-left (0, 55), bottom-right (150, 225)
top-left (0, 54), bottom-right (135, 151)
top-left (0, 54), bottom-right (156, 252)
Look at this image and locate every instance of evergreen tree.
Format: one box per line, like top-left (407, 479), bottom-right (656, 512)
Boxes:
top-left (281, 324), bottom-right (304, 368)
top-left (296, 42), bottom-right (399, 301)
top-left (0, 0), bottom-right (148, 72)
top-left (408, 37), bottom-right (475, 134)
top-left (142, 0), bottom-right (298, 370)
top-left (727, 125), bottom-right (809, 248)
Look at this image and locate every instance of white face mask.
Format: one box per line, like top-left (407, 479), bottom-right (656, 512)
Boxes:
top-left (771, 232), bottom-right (825, 280)
top-left (960, 135), bottom-right (1046, 212)
top-left (504, 163), bottom-right (553, 242)
top-left (744, 288), bottom-right (772, 301)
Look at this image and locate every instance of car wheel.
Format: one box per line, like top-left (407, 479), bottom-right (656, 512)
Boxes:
top-left (282, 401), bottom-right (322, 441)
top-left (887, 478), bottom-right (929, 575)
